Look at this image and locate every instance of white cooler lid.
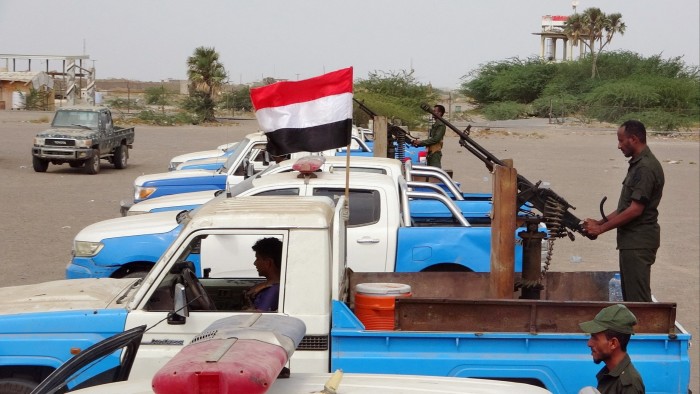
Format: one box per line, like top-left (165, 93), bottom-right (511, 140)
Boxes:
top-left (355, 282), bottom-right (411, 295)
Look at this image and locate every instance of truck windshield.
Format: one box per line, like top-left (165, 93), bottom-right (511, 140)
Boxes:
top-left (218, 138), bottom-right (252, 174)
top-left (52, 111), bottom-right (99, 129)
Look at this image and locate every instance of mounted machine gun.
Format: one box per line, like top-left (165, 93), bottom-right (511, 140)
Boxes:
top-left (420, 103), bottom-right (588, 241)
top-left (353, 98), bottom-right (420, 162)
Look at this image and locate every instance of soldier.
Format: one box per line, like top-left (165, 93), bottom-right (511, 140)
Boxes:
top-left (413, 104), bottom-right (446, 168)
top-left (579, 304), bottom-right (645, 394)
top-left (582, 120), bottom-right (664, 302)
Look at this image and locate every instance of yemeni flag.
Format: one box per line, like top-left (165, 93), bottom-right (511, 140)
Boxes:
top-left (250, 67), bottom-right (353, 156)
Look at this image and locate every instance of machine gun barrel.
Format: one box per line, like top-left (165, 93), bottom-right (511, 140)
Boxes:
top-left (420, 103), bottom-right (587, 239)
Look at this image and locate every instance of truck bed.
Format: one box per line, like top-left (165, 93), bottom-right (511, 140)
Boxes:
top-left (331, 271), bottom-right (691, 393)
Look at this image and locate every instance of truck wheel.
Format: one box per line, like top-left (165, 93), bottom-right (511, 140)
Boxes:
top-left (0, 378), bottom-right (37, 394)
top-left (122, 269), bottom-right (149, 278)
top-left (84, 149), bottom-right (100, 175)
top-left (114, 145), bottom-right (128, 169)
top-left (32, 157), bottom-right (49, 172)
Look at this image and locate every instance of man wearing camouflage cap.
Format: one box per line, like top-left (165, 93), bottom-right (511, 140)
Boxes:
top-left (579, 304), bottom-right (645, 393)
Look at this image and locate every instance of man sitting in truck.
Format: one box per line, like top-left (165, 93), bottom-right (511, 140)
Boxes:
top-left (243, 237), bottom-right (283, 312)
top-left (579, 304), bottom-right (645, 394)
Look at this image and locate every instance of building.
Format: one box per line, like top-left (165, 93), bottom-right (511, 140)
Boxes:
top-left (532, 15), bottom-right (585, 62)
top-left (0, 71), bottom-right (55, 110)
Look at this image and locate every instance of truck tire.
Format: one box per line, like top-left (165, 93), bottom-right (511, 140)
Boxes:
top-left (114, 145), bottom-right (128, 169)
top-left (122, 269), bottom-right (150, 278)
top-left (84, 149), bottom-right (100, 175)
top-left (0, 378), bottom-right (37, 394)
top-left (32, 157), bottom-right (49, 172)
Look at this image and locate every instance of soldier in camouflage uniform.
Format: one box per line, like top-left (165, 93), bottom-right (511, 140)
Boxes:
top-left (413, 105), bottom-right (446, 168)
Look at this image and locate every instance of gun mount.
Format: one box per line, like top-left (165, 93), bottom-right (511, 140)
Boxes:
top-left (420, 103), bottom-right (588, 241)
top-left (353, 98), bottom-right (418, 161)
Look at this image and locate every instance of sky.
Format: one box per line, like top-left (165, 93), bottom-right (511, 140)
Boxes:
top-left (1, 0), bottom-right (698, 90)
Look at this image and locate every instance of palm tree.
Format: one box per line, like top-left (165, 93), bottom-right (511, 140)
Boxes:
top-left (564, 8), bottom-right (625, 78)
top-left (186, 47), bottom-right (228, 121)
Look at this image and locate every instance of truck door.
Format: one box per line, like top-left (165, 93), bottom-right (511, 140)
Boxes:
top-left (311, 187), bottom-right (390, 272)
top-left (100, 110), bottom-right (114, 149)
top-left (226, 142), bottom-right (269, 187)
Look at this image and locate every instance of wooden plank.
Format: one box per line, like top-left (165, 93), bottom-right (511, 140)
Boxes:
top-left (490, 165), bottom-right (518, 298)
top-left (372, 116), bottom-right (388, 159)
top-left (395, 298), bottom-right (677, 334)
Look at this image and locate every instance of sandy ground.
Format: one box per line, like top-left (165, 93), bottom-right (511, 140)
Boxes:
top-left (0, 110), bottom-right (698, 391)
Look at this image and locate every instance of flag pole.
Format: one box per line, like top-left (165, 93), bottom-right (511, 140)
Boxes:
top-left (343, 142), bottom-right (351, 223)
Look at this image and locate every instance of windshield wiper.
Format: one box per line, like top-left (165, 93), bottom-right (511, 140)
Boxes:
top-left (116, 278), bottom-right (143, 304)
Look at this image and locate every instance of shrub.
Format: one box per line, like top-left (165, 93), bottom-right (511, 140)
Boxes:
top-left (482, 101), bottom-right (529, 120)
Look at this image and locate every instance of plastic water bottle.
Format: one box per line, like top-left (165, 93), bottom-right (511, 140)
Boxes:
top-left (608, 273), bottom-right (623, 301)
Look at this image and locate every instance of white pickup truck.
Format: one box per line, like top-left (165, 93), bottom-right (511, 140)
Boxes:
top-left (68, 158), bottom-right (501, 279)
top-left (2, 196), bottom-right (689, 393)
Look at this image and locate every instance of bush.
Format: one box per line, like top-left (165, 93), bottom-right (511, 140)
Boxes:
top-left (136, 110), bottom-right (200, 126)
top-left (482, 101), bottom-right (529, 120)
top-left (618, 110), bottom-right (696, 131)
top-left (531, 94), bottom-right (582, 118)
top-left (107, 97), bottom-right (144, 111)
top-left (460, 51), bottom-right (700, 125)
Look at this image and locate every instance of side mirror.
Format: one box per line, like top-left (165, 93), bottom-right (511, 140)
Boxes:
top-left (168, 283), bottom-right (188, 325)
top-left (244, 160), bottom-right (256, 178)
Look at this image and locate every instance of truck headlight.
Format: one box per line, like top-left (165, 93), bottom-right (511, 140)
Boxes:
top-left (74, 139), bottom-right (93, 148)
top-left (73, 241), bottom-right (104, 257)
top-left (34, 137), bottom-right (45, 145)
top-left (135, 186), bottom-right (157, 200)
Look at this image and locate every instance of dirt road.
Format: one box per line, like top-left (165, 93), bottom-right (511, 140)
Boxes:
top-left (1, 110), bottom-right (698, 391)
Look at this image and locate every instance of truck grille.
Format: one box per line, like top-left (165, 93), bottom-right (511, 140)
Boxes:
top-left (297, 335), bottom-right (328, 351)
top-left (42, 150), bottom-right (73, 156)
top-left (45, 139), bottom-right (76, 146)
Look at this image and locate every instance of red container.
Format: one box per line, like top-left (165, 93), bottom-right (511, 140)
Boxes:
top-left (152, 338), bottom-right (287, 394)
top-left (354, 283), bottom-right (412, 330)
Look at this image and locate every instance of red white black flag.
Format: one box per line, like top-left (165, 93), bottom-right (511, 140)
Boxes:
top-left (250, 67), bottom-right (353, 156)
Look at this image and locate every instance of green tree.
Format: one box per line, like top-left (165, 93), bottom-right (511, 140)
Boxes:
top-left (144, 85), bottom-right (169, 113)
top-left (564, 8), bottom-right (626, 78)
top-left (219, 86), bottom-right (253, 113)
top-left (354, 70), bottom-right (438, 129)
top-left (185, 47), bottom-right (228, 122)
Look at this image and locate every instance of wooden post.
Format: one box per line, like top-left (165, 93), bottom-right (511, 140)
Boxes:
top-left (489, 164), bottom-right (518, 299)
top-left (373, 116), bottom-right (388, 158)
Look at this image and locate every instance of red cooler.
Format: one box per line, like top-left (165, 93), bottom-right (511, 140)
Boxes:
top-left (354, 283), bottom-right (412, 330)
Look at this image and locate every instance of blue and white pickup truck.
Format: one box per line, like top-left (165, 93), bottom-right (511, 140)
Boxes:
top-left (127, 157), bottom-right (477, 216)
top-left (171, 126), bottom-right (423, 172)
top-left (0, 196), bottom-right (690, 393)
top-left (168, 141), bottom-right (238, 171)
top-left (122, 129), bottom-right (425, 214)
top-left (69, 158), bottom-right (504, 279)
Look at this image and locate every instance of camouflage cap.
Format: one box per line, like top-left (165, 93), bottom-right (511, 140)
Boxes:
top-left (579, 304), bottom-right (637, 335)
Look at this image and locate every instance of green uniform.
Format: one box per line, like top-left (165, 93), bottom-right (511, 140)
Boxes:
top-left (616, 146), bottom-right (664, 302)
top-left (417, 121), bottom-right (446, 168)
top-left (595, 354), bottom-right (645, 394)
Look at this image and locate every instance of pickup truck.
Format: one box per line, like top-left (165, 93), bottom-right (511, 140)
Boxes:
top-left (127, 157), bottom-right (477, 216)
top-left (123, 129), bottom-right (423, 214)
top-left (32, 106), bottom-right (135, 174)
top-left (121, 131), bottom-right (272, 214)
top-left (0, 196), bottom-right (690, 393)
top-left (68, 158), bottom-right (501, 279)
top-left (168, 141), bottom-right (238, 171)
top-left (170, 126), bottom-right (423, 172)
top-left (29, 315), bottom-right (550, 394)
